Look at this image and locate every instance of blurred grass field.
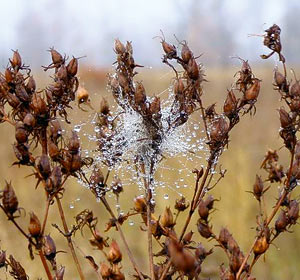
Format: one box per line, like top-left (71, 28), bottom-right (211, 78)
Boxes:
top-left (0, 65), bottom-right (299, 279)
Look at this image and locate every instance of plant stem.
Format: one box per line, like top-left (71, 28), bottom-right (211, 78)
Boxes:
top-left (100, 197), bottom-right (145, 280)
top-left (55, 195), bottom-right (86, 280)
top-left (38, 249), bottom-right (53, 280)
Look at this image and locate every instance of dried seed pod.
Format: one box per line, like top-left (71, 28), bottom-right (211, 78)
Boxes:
top-left (5, 68), bottom-right (14, 83)
top-left (181, 43), bottom-right (193, 63)
top-left (288, 200), bottom-right (299, 225)
top-left (9, 255), bottom-right (27, 280)
top-left (204, 195), bottom-right (215, 210)
top-left (114, 39), bottom-right (126, 55)
top-left (31, 92), bottom-right (47, 115)
top-left (25, 76), bottom-right (36, 93)
top-left (229, 252), bottom-right (242, 273)
top-left (0, 250), bottom-right (6, 268)
top-left (66, 57), bottom-right (78, 76)
top-left (100, 263), bottom-right (112, 279)
top-left (134, 196), bottom-right (147, 213)
top-left (68, 131), bottom-right (80, 153)
top-left (290, 81), bottom-right (300, 97)
top-left (275, 210), bottom-right (288, 233)
top-left (244, 79), bottom-right (260, 101)
top-left (149, 96), bottom-right (161, 116)
top-left (253, 175), bottom-right (264, 201)
top-left (195, 243), bottom-right (213, 262)
top-left (48, 140), bottom-right (60, 161)
top-left (279, 107), bottom-right (292, 128)
top-left (15, 122), bottom-right (28, 144)
top-left (2, 181), bottom-right (18, 216)
top-left (209, 117), bottom-right (229, 142)
top-left (15, 86), bottom-right (30, 102)
top-left (183, 231), bottom-right (194, 244)
top-left (274, 70), bottom-right (286, 89)
top-left (197, 220), bottom-right (212, 239)
top-left (253, 235), bottom-right (269, 256)
top-left (50, 48), bottom-right (64, 65)
top-left (219, 227), bottom-right (231, 248)
top-left (160, 207), bottom-right (174, 228)
top-left (111, 265), bottom-right (125, 280)
top-left (57, 65), bottom-right (68, 81)
top-left (55, 266), bottom-right (65, 280)
top-left (100, 98), bottom-right (110, 115)
top-left (223, 90), bottom-right (237, 117)
top-left (50, 166), bottom-right (62, 191)
top-left (49, 119), bottom-right (62, 141)
top-left (89, 165), bottom-right (104, 193)
top-left (174, 78), bottom-right (185, 97)
top-left (23, 113), bottom-right (36, 128)
top-left (43, 235), bottom-right (56, 261)
top-left (198, 199), bottom-right (209, 220)
top-left (28, 212), bottom-right (41, 237)
top-left (112, 177), bottom-right (123, 195)
top-left (175, 196), bottom-right (189, 212)
top-left (187, 58), bottom-right (199, 80)
top-left (134, 82), bottom-right (146, 105)
top-left (162, 40), bottom-right (177, 58)
top-left (107, 240), bottom-right (122, 264)
top-left (37, 154), bottom-right (51, 179)
top-left (11, 50), bottom-right (22, 69)
top-left (70, 153), bottom-right (82, 171)
top-left (76, 86), bottom-right (89, 104)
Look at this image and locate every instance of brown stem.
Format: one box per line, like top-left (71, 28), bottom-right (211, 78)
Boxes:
top-left (236, 146), bottom-right (295, 279)
top-left (55, 195), bottom-right (86, 280)
top-left (38, 249), bottom-right (53, 280)
top-left (100, 197), bottom-right (145, 280)
top-left (41, 198), bottom-right (51, 235)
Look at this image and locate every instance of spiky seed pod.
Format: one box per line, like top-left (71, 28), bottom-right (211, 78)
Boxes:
top-left (11, 50), bottom-right (22, 69)
top-left (174, 78), bottom-right (185, 97)
top-left (253, 175), bottom-right (264, 201)
top-left (209, 117), bottom-right (229, 142)
top-left (26, 76), bottom-right (36, 94)
top-left (175, 196), bottom-right (189, 212)
top-left (183, 231), bottom-right (193, 244)
top-left (43, 235), bottom-right (56, 261)
top-left (134, 82), bottom-right (146, 105)
top-left (187, 58), bottom-right (199, 80)
top-left (223, 90), bottom-right (237, 117)
top-left (2, 181), bottom-right (19, 216)
top-left (37, 154), bottom-right (51, 179)
top-left (48, 140), bottom-right (60, 161)
top-left (100, 263), bottom-right (112, 279)
top-left (115, 39), bottom-right (126, 55)
top-left (66, 57), bottom-right (78, 76)
top-left (160, 207), bottom-right (174, 228)
top-left (50, 49), bottom-right (64, 65)
top-left (89, 166), bottom-right (104, 192)
top-left (219, 227), bottom-right (231, 248)
top-left (100, 98), bottom-right (110, 115)
top-left (28, 212), bottom-right (41, 238)
top-left (107, 240), bottom-right (122, 264)
top-left (244, 79), bottom-right (260, 101)
top-left (149, 96), bottom-right (161, 116)
top-left (181, 43), bottom-right (193, 63)
top-left (279, 107), bottom-right (292, 128)
top-left (50, 166), bottom-right (62, 191)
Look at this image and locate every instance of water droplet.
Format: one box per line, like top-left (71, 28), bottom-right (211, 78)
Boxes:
top-left (129, 220), bottom-right (134, 226)
top-left (74, 125), bottom-right (81, 132)
top-left (69, 204), bottom-right (74, 209)
top-left (163, 194), bottom-right (169, 200)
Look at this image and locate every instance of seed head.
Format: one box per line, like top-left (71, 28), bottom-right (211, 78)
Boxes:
top-left (28, 212), bottom-right (41, 238)
top-left (160, 207), bottom-right (174, 228)
top-left (107, 240), bottom-right (122, 264)
top-left (66, 57), bottom-right (78, 76)
top-left (2, 181), bottom-right (19, 216)
top-left (11, 50), bottom-right (22, 69)
top-left (43, 235), bottom-right (56, 261)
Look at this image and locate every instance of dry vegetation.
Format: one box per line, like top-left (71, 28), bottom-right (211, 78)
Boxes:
top-left (0, 24), bottom-right (299, 280)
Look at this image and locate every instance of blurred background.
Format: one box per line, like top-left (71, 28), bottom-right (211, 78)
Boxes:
top-left (0, 0), bottom-right (300, 279)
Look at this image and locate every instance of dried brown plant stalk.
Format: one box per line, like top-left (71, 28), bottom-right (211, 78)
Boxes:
top-left (0, 24), bottom-right (298, 280)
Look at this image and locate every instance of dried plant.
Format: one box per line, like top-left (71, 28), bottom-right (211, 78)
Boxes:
top-left (0, 24), bottom-right (298, 280)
